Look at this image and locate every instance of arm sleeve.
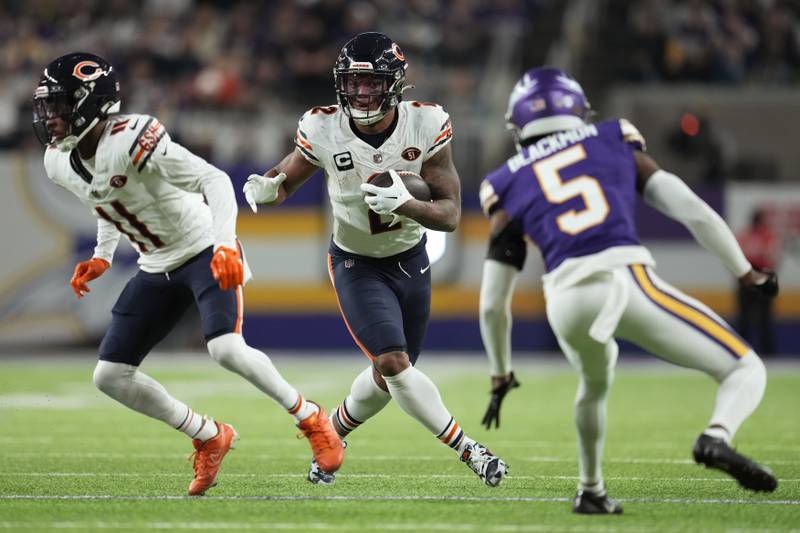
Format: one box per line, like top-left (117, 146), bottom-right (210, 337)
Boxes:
top-left (140, 132), bottom-right (238, 250)
top-left (643, 169), bottom-right (751, 276)
top-left (479, 259), bottom-right (518, 377)
top-left (479, 179), bottom-right (501, 216)
top-left (93, 218), bottom-right (121, 265)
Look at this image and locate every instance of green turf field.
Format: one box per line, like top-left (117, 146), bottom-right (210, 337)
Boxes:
top-left (0, 353), bottom-right (798, 532)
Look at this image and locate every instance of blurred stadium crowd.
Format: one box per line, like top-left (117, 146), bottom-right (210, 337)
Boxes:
top-left (0, 0), bottom-right (541, 171)
top-left (0, 0), bottom-right (798, 182)
top-left (628, 0), bottom-right (799, 83)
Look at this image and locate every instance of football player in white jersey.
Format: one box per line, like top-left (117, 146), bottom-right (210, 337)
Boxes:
top-left (244, 32), bottom-right (508, 487)
top-left (32, 53), bottom-right (343, 496)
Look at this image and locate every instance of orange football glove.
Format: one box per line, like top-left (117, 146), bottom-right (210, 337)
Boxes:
top-left (70, 258), bottom-right (110, 299)
top-left (210, 246), bottom-right (243, 291)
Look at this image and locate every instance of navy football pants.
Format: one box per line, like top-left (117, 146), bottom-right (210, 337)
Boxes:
top-left (98, 246), bottom-right (242, 366)
top-left (327, 237), bottom-right (431, 364)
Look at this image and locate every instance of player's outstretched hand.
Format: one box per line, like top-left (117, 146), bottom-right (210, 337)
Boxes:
top-left (243, 172), bottom-right (287, 213)
top-left (482, 372), bottom-right (520, 430)
top-left (211, 246), bottom-right (244, 291)
top-left (740, 268), bottom-right (779, 299)
top-left (70, 258), bottom-right (110, 299)
top-left (360, 169), bottom-right (414, 217)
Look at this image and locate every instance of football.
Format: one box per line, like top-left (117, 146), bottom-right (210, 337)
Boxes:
top-left (366, 170), bottom-right (432, 202)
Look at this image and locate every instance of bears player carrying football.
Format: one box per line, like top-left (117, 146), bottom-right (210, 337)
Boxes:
top-left (33, 52), bottom-right (342, 496)
top-left (479, 67), bottom-right (778, 514)
top-left (244, 32), bottom-right (508, 487)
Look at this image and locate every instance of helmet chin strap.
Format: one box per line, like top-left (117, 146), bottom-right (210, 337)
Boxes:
top-left (55, 99), bottom-right (119, 152)
top-left (350, 107), bottom-right (387, 126)
top-left (56, 116), bottom-right (100, 152)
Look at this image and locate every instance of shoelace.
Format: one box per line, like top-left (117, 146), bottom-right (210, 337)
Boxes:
top-left (188, 440), bottom-right (214, 478)
top-left (188, 450), bottom-right (203, 477)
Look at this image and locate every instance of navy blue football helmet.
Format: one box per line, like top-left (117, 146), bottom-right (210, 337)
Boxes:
top-left (33, 52), bottom-right (120, 150)
top-left (334, 32), bottom-right (408, 125)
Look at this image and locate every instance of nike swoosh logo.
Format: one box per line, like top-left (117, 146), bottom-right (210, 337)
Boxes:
top-left (129, 119), bottom-right (139, 130)
top-left (420, 264), bottom-right (431, 274)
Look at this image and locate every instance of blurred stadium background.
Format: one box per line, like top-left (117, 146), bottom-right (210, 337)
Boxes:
top-left (1, 0), bottom-right (799, 356)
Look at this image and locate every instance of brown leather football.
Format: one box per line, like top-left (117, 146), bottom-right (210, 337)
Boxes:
top-left (366, 170), bottom-right (431, 202)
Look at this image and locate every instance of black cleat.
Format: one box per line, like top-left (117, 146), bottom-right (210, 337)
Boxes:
top-left (572, 489), bottom-right (623, 515)
top-left (693, 434), bottom-right (778, 492)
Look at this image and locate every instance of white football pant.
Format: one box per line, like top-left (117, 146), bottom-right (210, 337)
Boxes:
top-left (546, 264), bottom-right (766, 491)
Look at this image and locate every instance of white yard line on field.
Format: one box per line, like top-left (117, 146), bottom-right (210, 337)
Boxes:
top-left (3, 451), bottom-right (798, 466)
top-left (2, 521), bottom-right (776, 533)
top-left (2, 472), bottom-right (799, 483)
top-left (1, 495), bottom-right (798, 506)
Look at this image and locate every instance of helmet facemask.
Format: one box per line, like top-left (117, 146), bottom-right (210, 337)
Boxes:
top-left (32, 90), bottom-right (73, 147)
top-left (336, 68), bottom-right (405, 126)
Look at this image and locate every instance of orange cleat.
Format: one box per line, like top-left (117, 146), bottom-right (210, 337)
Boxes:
top-left (297, 402), bottom-right (344, 473)
top-left (188, 422), bottom-right (239, 496)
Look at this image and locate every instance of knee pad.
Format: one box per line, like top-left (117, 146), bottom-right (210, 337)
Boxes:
top-left (92, 360), bottom-right (136, 397)
top-left (577, 376), bottom-right (612, 403)
top-left (207, 333), bottom-right (247, 369)
top-left (734, 352), bottom-right (766, 384)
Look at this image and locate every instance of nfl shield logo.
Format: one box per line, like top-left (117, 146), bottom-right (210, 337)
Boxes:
top-left (344, 259), bottom-right (355, 269)
top-left (373, 153), bottom-right (382, 163)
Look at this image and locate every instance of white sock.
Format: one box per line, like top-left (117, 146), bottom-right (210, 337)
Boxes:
top-left (207, 333), bottom-right (306, 417)
top-left (288, 394), bottom-right (319, 423)
top-left (706, 354), bottom-right (766, 443)
top-left (92, 360), bottom-right (218, 442)
top-left (332, 366), bottom-right (391, 438)
top-left (383, 366), bottom-right (468, 453)
top-left (574, 376), bottom-right (610, 490)
top-left (174, 407), bottom-right (219, 441)
top-left (579, 480), bottom-right (606, 495)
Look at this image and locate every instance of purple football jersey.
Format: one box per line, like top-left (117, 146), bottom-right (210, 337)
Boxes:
top-left (484, 119), bottom-right (642, 272)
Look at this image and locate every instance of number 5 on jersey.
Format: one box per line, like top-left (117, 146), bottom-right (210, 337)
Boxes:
top-left (533, 144), bottom-right (609, 235)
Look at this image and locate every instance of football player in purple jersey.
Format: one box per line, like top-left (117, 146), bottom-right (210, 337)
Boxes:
top-left (479, 67), bottom-right (778, 514)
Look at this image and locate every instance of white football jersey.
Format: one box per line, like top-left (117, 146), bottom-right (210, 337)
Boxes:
top-left (295, 101), bottom-right (453, 257)
top-left (43, 113), bottom-right (239, 273)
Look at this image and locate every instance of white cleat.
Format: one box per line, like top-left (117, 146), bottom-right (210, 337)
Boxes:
top-left (307, 457), bottom-right (336, 485)
top-left (306, 440), bottom-right (347, 485)
top-left (460, 442), bottom-right (508, 487)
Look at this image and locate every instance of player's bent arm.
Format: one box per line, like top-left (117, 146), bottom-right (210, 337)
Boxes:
top-left (144, 139), bottom-right (238, 249)
top-left (260, 148), bottom-right (320, 206)
top-left (93, 218), bottom-right (122, 266)
top-left (396, 144), bottom-right (461, 232)
top-left (634, 151), bottom-right (751, 277)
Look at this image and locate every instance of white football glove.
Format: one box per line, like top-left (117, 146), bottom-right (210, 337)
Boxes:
top-left (243, 172), bottom-right (287, 213)
top-left (360, 169), bottom-right (414, 216)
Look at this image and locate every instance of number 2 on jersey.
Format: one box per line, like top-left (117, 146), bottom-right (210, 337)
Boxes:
top-left (533, 144), bottom-right (609, 235)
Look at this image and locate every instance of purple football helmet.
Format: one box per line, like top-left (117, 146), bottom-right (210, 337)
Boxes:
top-left (506, 67), bottom-right (591, 144)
